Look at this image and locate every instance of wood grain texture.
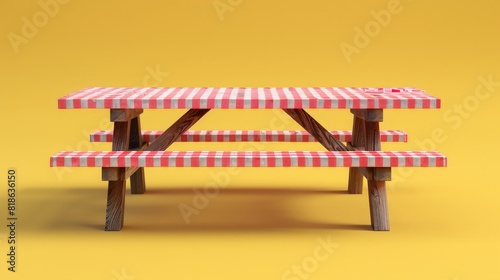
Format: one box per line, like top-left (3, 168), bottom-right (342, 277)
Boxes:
top-left (348, 116), bottom-right (366, 194)
top-left (365, 121), bottom-right (382, 151)
top-left (110, 109), bottom-right (143, 122)
top-left (129, 116), bottom-right (145, 194)
top-left (129, 116), bottom-right (143, 148)
top-left (361, 167), bottom-right (391, 181)
top-left (283, 109), bottom-right (348, 151)
top-left (368, 180), bottom-right (389, 231)
top-left (111, 121), bottom-right (131, 151)
top-left (105, 119), bottom-right (130, 231)
top-left (365, 120), bottom-right (389, 231)
top-left (105, 180), bottom-right (126, 231)
top-left (102, 167), bottom-right (139, 181)
top-left (371, 168), bottom-right (391, 181)
top-left (350, 109), bottom-right (383, 122)
top-left (146, 109), bottom-right (210, 151)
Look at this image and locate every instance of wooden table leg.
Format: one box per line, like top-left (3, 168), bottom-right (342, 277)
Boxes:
top-left (365, 120), bottom-right (389, 231)
top-left (104, 109), bottom-right (209, 230)
top-left (368, 180), bottom-right (389, 230)
top-left (129, 115), bottom-right (146, 194)
top-left (348, 116), bottom-right (365, 194)
top-left (105, 120), bottom-right (131, 231)
top-left (105, 179), bottom-right (126, 231)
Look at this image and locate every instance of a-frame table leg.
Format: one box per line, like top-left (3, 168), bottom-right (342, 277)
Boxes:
top-left (129, 115), bottom-right (146, 194)
top-left (283, 108), bottom-right (389, 230)
top-left (103, 109), bottom-right (208, 230)
top-left (347, 109), bottom-right (389, 230)
top-left (105, 120), bottom-right (131, 231)
top-left (348, 116), bottom-right (366, 194)
top-left (365, 118), bottom-right (389, 231)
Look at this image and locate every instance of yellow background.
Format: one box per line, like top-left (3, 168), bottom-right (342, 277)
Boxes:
top-left (1, 0), bottom-right (499, 279)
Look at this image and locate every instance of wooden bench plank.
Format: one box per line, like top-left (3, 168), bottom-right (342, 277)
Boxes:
top-left (90, 130), bottom-right (408, 143)
top-left (346, 142), bottom-right (391, 181)
top-left (51, 151), bottom-right (447, 168)
top-left (102, 142), bottom-right (148, 181)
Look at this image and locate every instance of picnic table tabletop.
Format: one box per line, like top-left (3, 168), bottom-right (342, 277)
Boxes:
top-left (58, 87), bottom-right (441, 109)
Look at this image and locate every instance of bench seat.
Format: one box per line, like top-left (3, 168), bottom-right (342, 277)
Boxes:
top-left (51, 150), bottom-right (446, 168)
top-left (90, 129), bottom-right (408, 143)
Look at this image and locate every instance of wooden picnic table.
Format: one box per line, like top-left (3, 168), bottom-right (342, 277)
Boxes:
top-left (51, 87), bottom-right (446, 231)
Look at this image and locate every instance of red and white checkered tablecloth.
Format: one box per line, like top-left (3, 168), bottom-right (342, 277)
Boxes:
top-left (51, 151), bottom-right (447, 168)
top-left (89, 129), bottom-right (408, 143)
top-left (58, 87), bottom-right (440, 109)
